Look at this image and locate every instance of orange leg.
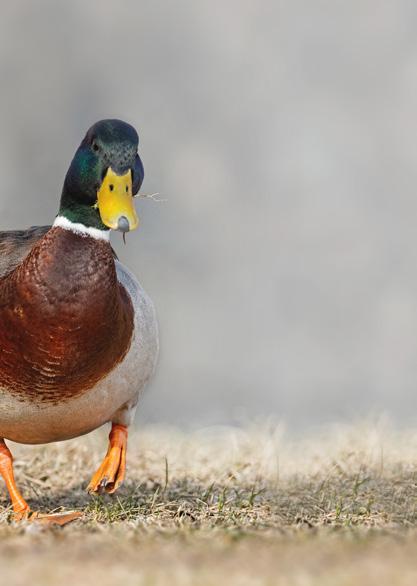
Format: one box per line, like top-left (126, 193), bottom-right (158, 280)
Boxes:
top-left (87, 424), bottom-right (128, 494)
top-left (0, 439), bottom-right (81, 526)
top-left (0, 440), bottom-right (30, 517)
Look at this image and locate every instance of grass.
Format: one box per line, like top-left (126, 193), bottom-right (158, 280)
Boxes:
top-left (2, 421), bottom-right (417, 584)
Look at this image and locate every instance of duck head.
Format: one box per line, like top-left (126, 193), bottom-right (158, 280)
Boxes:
top-left (59, 119), bottom-right (144, 232)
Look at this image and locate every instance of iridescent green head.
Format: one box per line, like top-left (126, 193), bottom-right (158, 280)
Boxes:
top-left (59, 119), bottom-right (144, 231)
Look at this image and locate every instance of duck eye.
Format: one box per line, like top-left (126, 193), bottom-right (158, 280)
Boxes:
top-left (109, 184), bottom-right (114, 192)
top-left (125, 186), bottom-right (129, 193)
top-left (92, 141), bottom-right (99, 152)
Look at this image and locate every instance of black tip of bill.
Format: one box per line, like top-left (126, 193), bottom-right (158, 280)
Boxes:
top-left (117, 216), bottom-right (130, 244)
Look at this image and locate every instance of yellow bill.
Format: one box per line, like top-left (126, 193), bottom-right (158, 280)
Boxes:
top-left (97, 167), bottom-right (139, 231)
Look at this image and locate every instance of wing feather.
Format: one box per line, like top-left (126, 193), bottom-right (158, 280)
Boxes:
top-left (0, 226), bottom-right (50, 279)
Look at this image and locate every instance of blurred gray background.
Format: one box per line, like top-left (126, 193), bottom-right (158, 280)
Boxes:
top-left (1, 1), bottom-right (417, 429)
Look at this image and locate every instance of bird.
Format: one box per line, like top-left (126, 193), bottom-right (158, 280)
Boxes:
top-left (0, 119), bottom-right (159, 525)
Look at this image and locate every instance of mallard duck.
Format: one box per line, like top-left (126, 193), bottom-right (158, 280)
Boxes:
top-left (0, 119), bottom-right (158, 525)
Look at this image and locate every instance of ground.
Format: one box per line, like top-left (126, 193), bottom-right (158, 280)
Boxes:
top-left (1, 421), bottom-right (417, 585)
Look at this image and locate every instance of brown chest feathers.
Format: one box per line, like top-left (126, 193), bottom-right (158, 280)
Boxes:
top-left (0, 227), bottom-right (134, 404)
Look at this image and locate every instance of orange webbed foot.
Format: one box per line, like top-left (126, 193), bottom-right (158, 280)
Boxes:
top-left (13, 509), bottom-right (83, 526)
top-left (0, 439), bottom-right (82, 527)
top-left (87, 424), bottom-right (127, 495)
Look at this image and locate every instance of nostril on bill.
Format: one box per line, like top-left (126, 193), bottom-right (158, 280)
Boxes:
top-left (117, 216), bottom-right (130, 233)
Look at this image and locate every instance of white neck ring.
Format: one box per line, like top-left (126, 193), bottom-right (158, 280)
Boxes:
top-left (53, 216), bottom-right (110, 242)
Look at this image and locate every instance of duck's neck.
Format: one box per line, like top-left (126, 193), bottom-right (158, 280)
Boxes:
top-left (58, 178), bottom-right (109, 231)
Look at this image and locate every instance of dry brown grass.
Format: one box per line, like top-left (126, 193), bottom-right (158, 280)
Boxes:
top-left (2, 420), bottom-right (417, 585)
